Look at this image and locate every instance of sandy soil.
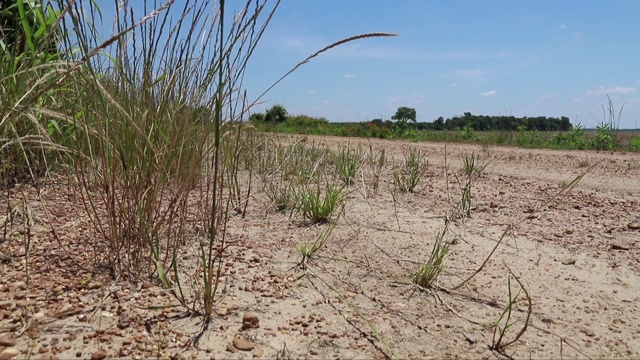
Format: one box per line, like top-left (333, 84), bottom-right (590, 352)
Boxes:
top-left (1, 135), bottom-right (639, 359)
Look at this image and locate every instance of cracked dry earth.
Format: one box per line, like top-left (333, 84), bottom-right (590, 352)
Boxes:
top-left (1, 135), bottom-right (640, 359)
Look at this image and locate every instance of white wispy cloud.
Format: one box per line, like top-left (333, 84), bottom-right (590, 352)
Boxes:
top-left (308, 90), bottom-right (316, 95)
top-left (586, 86), bottom-right (635, 96)
top-left (559, 24), bottom-right (567, 30)
top-left (573, 32), bottom-right (582, 37)
top-left (481, 90), bottom-right (496, 97)
top-left (343, 74), bottom-right (357, 79)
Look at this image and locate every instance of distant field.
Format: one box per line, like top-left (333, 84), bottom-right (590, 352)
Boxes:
top-left (253, 119), bottom-right (640, 152)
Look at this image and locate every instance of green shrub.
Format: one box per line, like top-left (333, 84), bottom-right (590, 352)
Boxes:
top-left (628, 137), bottom-right (640, 152)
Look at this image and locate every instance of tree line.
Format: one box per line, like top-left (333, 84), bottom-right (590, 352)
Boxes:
top-left (371, 110), bottom-right (572, 132)
top-left (252, 105), bottom-right (573, 132)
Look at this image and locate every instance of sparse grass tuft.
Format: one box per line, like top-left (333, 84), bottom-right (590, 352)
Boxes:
top-left (392, 147), bottom-right (428, 193)
top-left (296, 223), bottom-right (336, 271)
top-left (294, 182), bottom-right (344, 224)
top-left (577, 159), bottom-right (590, 168)
top-left (412, 221), bottom-right (453, 289)
top-left (490, 265), bottom-right (532, 354)
top-left (462, 151), bottom-right (488, 177)
top-left (332, 145), bottom-right (363, 186)
top-left (456, 152), bottom-right (488, 218)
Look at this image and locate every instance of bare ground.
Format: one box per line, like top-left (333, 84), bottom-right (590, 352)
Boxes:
top-left (1, 135), bottom-right (639, 359)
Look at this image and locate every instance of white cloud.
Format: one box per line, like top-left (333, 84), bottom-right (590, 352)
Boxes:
top-left (559, 24), bottom-right (567, 30)
top-left (343, 73), bottom-right (357, 79)
top-left (586, 86), bottom-right (635, 96)
top-left (323, 100), bottom-right (333, 104)
top-left (573, 32), bottom-right (582, 37)
top-left (480, 90), bottom-right (496, 97)
top-left (308, 90), bottom-right (316, 95)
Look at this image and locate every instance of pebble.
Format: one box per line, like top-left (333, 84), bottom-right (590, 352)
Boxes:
top-left (0, 335), bottom-right (16, 347)
top-left (611, 243), bottom-right (630, 251)
top-left (0, 348), bottom-right (20, 360)
top-left (10, 281), bottom-right (27, 291)
top-left (90, 349), bottom-right (107, 360)
top-left (252, 347), bottom-right (264, 358)
top-left (87, 282), bottom-right (102, 290)
top-left (232, 336), bottom-right (254, 351)
top-left (562, 258), bottom-right (576, 265)
top-left (242, 313), bottom-right (259, 330)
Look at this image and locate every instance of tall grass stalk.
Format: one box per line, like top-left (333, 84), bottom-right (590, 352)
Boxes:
top-left (65, 1), bottom-right (281, 322)
top-left (4, 0), bottom-right (397, 324)
top-left (455, 152), bottom-right (487, 218)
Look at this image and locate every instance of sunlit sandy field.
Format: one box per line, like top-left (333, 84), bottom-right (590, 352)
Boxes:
top-left (2, 135), bottom-right (639, 359)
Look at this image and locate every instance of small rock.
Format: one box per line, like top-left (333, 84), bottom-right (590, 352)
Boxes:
top-left (463, 332), bottom-right (477, 344)
top-left (627, 222), bottom-right (640, 230)
top-left (37, 355), bottom-right (59, 360)
top-left (133, 334), bottom-right (148, 343)
top-left (0, 335), bottom-right (16, 347)
top-left (611, 243), bottom-right (631, 251)
top-left (232, 336), bottom-right (254, 351)
top-left (90, 349), bottom-right (107, 360)
top-left (252, 347), bottom-right (264, 358)
top-left (562, 258), bottom-right (576, 265)
top-left (10, 281), bottom-right (27, 291)
top-left (216, 308), bottom-right (228, 317)
top-left (226, 343), bottom-right (237, 353)
top-left (242, 313), bottom-right (259, 330)
top-left (0, 348), bottom-right (20, 360)
top-left (87, 282), bottom-right (102, 290)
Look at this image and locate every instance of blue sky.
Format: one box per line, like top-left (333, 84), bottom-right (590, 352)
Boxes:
top-left (243, 0), bottom-right (640, 128)
top-left (94, 1), bottom-right (640, 128)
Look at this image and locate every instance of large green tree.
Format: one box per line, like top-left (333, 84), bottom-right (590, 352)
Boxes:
top-left (392, 106), bottom-right (417, 123)
top-left (265, 104), bottom-right (288, 123)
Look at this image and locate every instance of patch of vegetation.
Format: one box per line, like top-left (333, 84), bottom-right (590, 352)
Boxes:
top-left (253, 105), bottom-right (639, 152)
top-left (392, 147), bottom-right (428, 193)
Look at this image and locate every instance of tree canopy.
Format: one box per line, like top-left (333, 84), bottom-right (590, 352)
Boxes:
top-left (391, 107), bottom-right (417, 123)
top-left (264, 104), bottom-right (288, 123)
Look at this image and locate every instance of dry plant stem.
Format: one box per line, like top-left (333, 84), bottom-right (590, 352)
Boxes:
top-left (529, 324), bottom-right (595, 360)
top-left (449, 166), bottom-right (592, 291)
top-left (444, 143), bottom-right (451, 205)
top-left (250, 32), bottom-right (397, 108)
top-left (491, 264), bottom-right (532, 352)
